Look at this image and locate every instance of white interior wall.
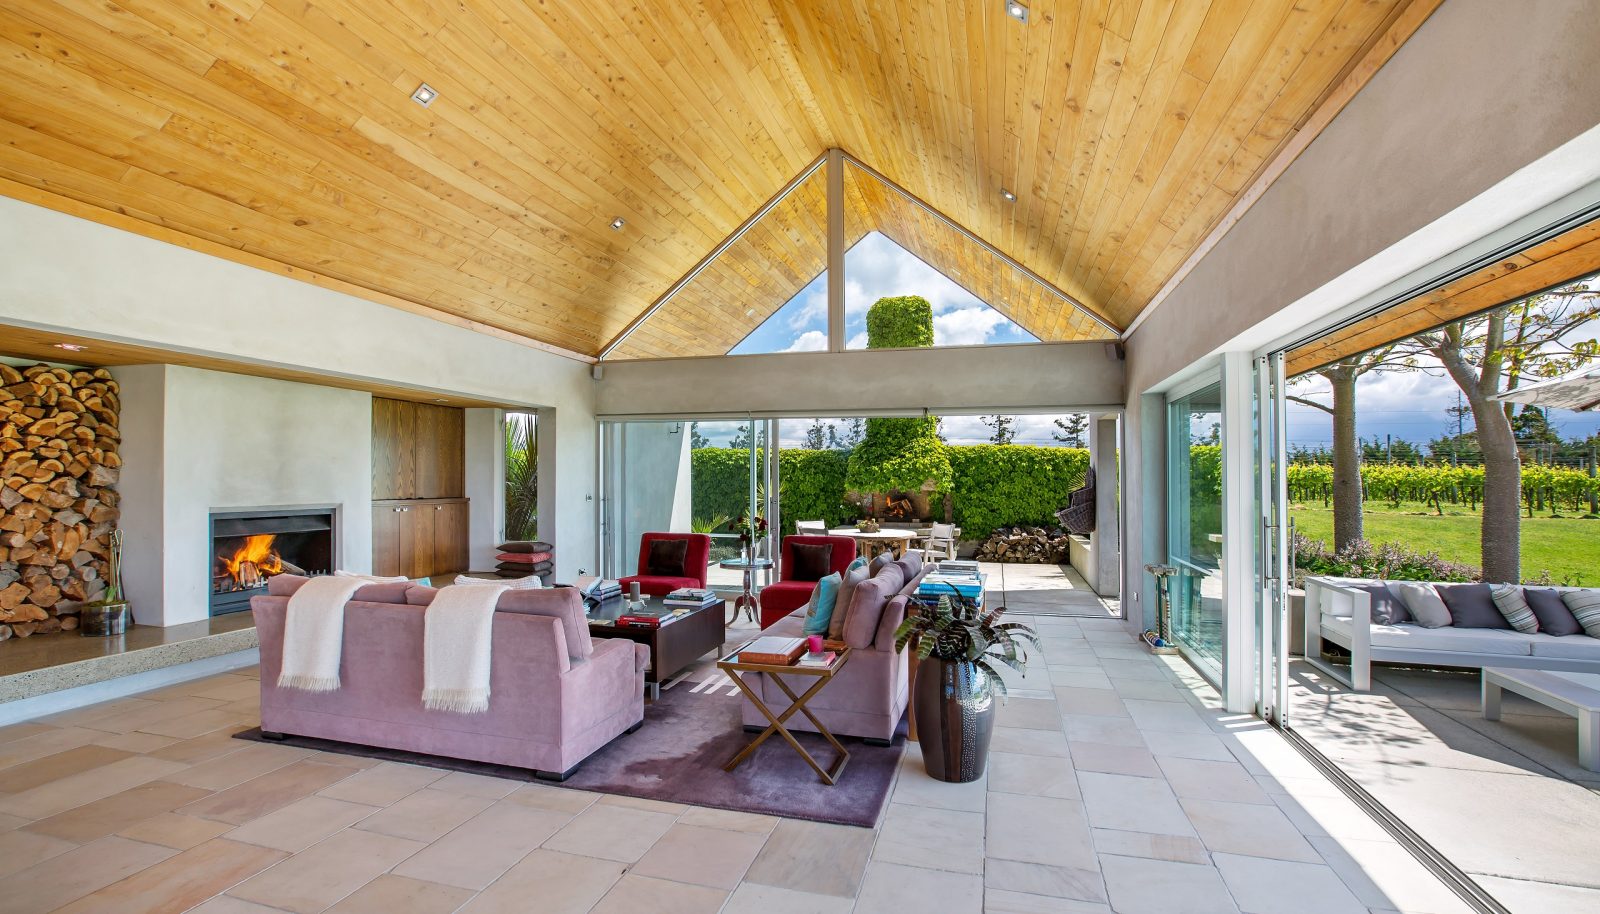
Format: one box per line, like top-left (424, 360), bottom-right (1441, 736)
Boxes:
top-left (1119, 0), bottom-right (1600, 646)
top-left (464, 408), bottom-right (505, 571)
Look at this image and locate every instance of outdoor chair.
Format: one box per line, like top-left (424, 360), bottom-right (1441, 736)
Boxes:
top-left (795, 519), bottom-right (828, 536)
top-left (921, 522), bottom-right (958, 563)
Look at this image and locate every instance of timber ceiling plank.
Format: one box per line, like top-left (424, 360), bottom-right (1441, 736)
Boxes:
top-left (0, 0), bottom-right (1420, 356)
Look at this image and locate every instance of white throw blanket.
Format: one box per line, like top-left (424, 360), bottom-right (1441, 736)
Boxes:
top-left (422, 583), bottom-right (508, 713)
top-left (277, 575), bottom-right (379, 692)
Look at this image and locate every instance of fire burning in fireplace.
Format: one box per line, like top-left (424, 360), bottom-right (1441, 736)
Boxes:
top-left (882, 490), bottom-right (916, 520)
top-left (213, 534), bottom-right (309, 596)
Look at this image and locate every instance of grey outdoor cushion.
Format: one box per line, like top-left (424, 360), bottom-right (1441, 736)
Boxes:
top-left (1437, 583), bottom-right (1511, 630)
top-left (1526, 588), bottom-right (1582, 636)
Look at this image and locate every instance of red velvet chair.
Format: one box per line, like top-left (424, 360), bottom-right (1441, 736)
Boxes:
top-left (759, 535), bottom-right (859, 629)
top-left (619, 533), bottom-right (711, 597)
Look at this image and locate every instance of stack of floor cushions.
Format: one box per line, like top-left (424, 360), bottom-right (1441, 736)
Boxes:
top-left (496, 541), bottom-right (553, 580)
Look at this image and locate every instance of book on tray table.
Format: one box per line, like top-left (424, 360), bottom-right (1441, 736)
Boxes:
top-left (734, 636), bottom-right (843, 667)
top-left (663, 587), bottom-right (718, 608)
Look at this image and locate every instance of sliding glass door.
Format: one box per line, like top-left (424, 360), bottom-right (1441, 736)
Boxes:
top-left (1167, 381), bottom-right (1225, 680)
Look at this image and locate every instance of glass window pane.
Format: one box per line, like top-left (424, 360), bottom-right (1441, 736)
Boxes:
top-left (1168, 381), bottom-right (1224, 677)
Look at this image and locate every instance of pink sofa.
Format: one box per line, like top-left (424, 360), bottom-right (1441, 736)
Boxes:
top-left (253, 576), bottom-right (648, 781)
top-left (738, 553), bottom-right (926, 743)
top-left (759, 534), bottom-right (860, 629)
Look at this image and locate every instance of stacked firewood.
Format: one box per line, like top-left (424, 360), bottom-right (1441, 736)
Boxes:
top-left (0, 364), bottom-right (121, 640)
top-left (973, 525), bottom-right (1073, 564)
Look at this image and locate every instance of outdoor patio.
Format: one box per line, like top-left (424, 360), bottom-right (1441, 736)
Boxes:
top-left (1287, 661), bottom-right (1600, 913)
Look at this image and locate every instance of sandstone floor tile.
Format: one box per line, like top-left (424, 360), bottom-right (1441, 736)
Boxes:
top-left (1109, 677), bottom-right (1189, 701)
top-left (1057, 689), bottom-right (1130, 718)
top-left (227, 828), bottom-right (427, 914)
top-left (317, 761), bottom-right (446, 806)
top-left (0, 827), bottom-right (76, 879)
top-left (1077, 771), bottom-right (1195, 837)
top-left (426, 770), bottom-right (519, 799)
top-left (1140, 729), bottom-right (1235, 762)
top-left (0, 744), bottom-right (134, 792)
top-left (23, 780), bottom-right (211, 844)
top-left (326, 874), bottom-right (475, 914)
top-left (0, 726), bottom-right (103, 770)
top-left (354, 787), bottom-right (495, 843)
top-left (190, 677), bottom-right (263, 703)
top-left (984, 858), bottom-right (1107, 903)
top-left (179, 759), bottom-right (356, 825)
top-left (999, 697), bottom-right (1066, 730)
top-left (989, 750), bottom-right (1081, 799)
top-left (854, 860), bottom-right (982, 914)
top-left (676, 805), bottom-right (777, 835)
top-left (542, 801), bottom-right (678, 864)
top-left (136, 708), bottom-right (249, 740)
top-left (1098, 854), bottom-right (1239, 914)
top-left (1159, 757), bottom-right (1272, 805)
top-left (983, 889), bottom-right (1113, 913)
top-left (459, 848), bottom-right (624, 914)
top-left (596, 793), bottom-right (689, 815)
top-left (991, 726), bottom-right (1074, 758)
top-left (52, 837), bottom-right (286, 914)
top-left (159, 740), bottom-right (308, 786)
top-left (116, 812), bottom-right (233, 849)
top-left (1124, 699), bottom-right (1212, 733)
top-left (1213, 853), bottom-right (1368, 914)
top-left (185, 896), bottom-right (287, 914)
top-left (986, 793), bottom-right (1097, 870)
top-left (90, 731), bottom-right (180, 753)
top-left (591, 873), bottom-right (727, 914)
top-left (720, 882), bottom-right (854, 913)
top-left (1308, 836), bottom-right (1473, 914)
top-left (0, 755), bottom-right (186, 820)
top-left (872, 803), bottom-right (985, 875)
top-left (743, 818), bottom-right (874, 898)
top-left (0, 722), bottom-right (56, 745)
top-left (0, 835), bottom-right (176, 914)
top-left (78, 696), bottom-right (228, 735)
top-left (392, 800), bottom-right (569, 890)
top-left (1090, 828), bottom-right (1209, 864)
top-left (502, 782), bottom-right (598, 814)
top-left (891, 754), bottom-right (989, 811)
top-left (630, 822), bottom-right (767, 889)
top-left (1181, 797), bottom-right (1320, 862)
top-left (1068, 741), bottom-right (1161, 778)
top-left (227, 795), bottom-right (379, 852)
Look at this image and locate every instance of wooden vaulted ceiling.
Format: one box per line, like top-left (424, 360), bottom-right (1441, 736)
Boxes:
top-left (0, 0), bottom-right (1431, 360)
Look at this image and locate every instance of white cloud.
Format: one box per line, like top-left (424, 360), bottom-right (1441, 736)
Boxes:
top-left (846, 331), bottom-right (868, 349)
top-left (782, 330), bottom-right (828, 353)
top-left (934, 308), bottom-right (1009, 347)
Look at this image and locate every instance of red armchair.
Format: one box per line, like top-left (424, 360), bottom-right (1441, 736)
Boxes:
top-left (759, 535), bottom-right (859, 629)
top-left (619, 533), bottom-right (711, 597)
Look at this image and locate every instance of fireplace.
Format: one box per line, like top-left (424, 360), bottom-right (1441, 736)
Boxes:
top-left (209, 506), bottom-right (336, 616)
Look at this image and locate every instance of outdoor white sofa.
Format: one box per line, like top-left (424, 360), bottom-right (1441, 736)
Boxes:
top-left (1304, 576), bottom-right (1600, 691)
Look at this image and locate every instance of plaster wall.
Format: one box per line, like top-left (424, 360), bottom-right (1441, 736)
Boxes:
top-left (1119, 0), bottom-right (1600, 630)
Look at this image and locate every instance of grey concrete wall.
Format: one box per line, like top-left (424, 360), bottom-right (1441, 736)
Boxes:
top-left (617, 423), bottom-right (693, 575)
top-left (1119, 0), bottom-right (1600, 628)
top-left (596, 341), bottom-right (1124, 417)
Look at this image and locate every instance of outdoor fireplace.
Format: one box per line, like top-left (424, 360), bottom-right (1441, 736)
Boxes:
top-left (209, 507), bottom-right (336, 615)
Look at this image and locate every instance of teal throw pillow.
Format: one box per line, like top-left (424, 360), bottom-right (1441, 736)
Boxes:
top-left (802, 572), bottom-right (844, 636)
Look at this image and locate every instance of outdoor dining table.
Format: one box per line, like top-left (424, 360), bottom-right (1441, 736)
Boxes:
top-left (827, 527), bottom-right (919, 559)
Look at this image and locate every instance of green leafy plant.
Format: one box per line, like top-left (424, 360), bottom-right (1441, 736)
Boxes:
top-left (864, 295), bottom-right (937, 348)
top-left (690, 515), bottom-right (730, 535)
top-left (504, 415), bottom-right (538, 541)
top-left (893, 586), bottom-right (1041, 700)
top-left (947, 445), bottom-right (1088, 537)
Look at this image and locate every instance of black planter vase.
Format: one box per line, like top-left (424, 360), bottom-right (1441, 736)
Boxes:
top-left (914, 657), bottom-right (997, 782)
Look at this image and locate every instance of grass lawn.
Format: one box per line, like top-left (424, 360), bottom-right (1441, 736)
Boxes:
top-left (1289, 502), bottom-right (1600, 585)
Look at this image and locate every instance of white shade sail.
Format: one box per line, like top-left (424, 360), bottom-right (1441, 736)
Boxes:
top-left (1495, 368), bottom-right (1600, 412)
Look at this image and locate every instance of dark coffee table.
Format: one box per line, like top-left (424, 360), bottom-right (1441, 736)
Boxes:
top-left (586, 597), bottom-right (727, 699)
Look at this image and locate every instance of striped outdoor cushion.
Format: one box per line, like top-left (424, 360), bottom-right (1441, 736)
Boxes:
top-left (1561, 589), bottom-right (1600, 639)
top-left (1489, 584), bottom-right (1539, 633)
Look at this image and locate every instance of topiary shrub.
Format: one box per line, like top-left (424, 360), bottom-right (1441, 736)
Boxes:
top-left (947, 445), bottom-right (1089, 538)
top-left (864, 295), bottom-right (935, 348)
top-left (845, 296), bottom-right (952, 498)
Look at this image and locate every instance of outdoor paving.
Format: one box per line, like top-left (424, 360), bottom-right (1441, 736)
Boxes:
top-left (0, 602), bottom-right (1470, 912)
top-left (1287, 661), bottom-right (1600, 913)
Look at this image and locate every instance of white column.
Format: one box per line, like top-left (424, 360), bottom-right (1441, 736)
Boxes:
top-left (1220, 351), bottom-right (1258, 713)
top-left (1088, 413), bottom-right (1121, 597)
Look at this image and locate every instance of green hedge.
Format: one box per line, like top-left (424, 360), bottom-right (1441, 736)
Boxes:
top-left (691, 444), bottom-right (1089, 541)
top-left (843, 417), bottom-right (953, 495)
top-left (947, 445), bottom-right (1089, 536)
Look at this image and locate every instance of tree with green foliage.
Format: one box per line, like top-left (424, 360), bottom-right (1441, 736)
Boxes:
top-left (803, 420), bottom-right (827, 449)
top-left (1052, 414), bottom-right (1088, 447)
top-left (503, 415), bottom-right (538, 540)
top-left (845, 297), bottom-right (953, 497)
top-left (982, 415), bottom-right (1016, 444)
top-left (690, 422), bottom-right (711, 449)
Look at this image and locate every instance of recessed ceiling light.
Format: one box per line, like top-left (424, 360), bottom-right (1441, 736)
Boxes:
top-left (411, 82), bottom-right (437, 107)
top-left (745, 309), bottom-right (756, 317)
top-left (53, 343), bottom-right (87, 352)
top-left (1004, 1), bottom-right (1029, 23)
top-left (433, 398), bottom-right (448, 403)
top-left (610, 217), bottom-right (626, 230)
top-left (1000, 187), bottom-right (1018, 202)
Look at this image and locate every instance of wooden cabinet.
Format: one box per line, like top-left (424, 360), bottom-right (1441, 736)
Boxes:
top-left (373, 398), bottom-right (463, 500)
top-left (372, 499), bottom-right (469, 579)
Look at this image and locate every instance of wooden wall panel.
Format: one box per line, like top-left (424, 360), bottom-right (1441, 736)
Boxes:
top-left (371, 397), bottom-right (416, 501)
top-left (372, 398), bottom-right (463, 500)
top-left (0, 0), bottom-right (1425, 357)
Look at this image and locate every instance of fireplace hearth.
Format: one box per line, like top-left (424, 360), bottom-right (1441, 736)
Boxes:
top-left (209, 507), bottom-right (336, 615)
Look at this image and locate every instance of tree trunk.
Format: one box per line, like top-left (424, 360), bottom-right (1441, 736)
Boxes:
top-left (1473, 396), bottom-right (1521, 582)
top-left (1326, 367), bottom-right (1363, 552)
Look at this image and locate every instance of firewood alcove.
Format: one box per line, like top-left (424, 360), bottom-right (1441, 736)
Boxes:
top-left (0, 363), bottom-right (120, 640)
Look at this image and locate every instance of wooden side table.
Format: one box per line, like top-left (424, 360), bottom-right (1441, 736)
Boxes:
top-left (719, 646), bottom-right (852, 785)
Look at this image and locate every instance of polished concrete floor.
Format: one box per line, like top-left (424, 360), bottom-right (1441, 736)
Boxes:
top-left (0, 608), bottom-right (1466, 913)
top-left (1288, 661), bottom-right (1600, 914)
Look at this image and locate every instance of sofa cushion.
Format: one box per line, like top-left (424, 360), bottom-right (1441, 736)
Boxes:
top-left (802, 572), bottom-right (843, 636)
top-left (456, 573), bottom-right (541, 589)
top-left (406, 585), bottom-right (591, 659)
top-left (829, 560), bottom-right (871, 641)
top-left (869, 552), bottom-right (894, 575)
top-left (1562, 589), bottom-right (1600, 639)
top-left (1437, 584), bottom-right (1510, 629)
top-left (1321, 615), bottom-right (1533, 656)
top-left (645, 538), bottom-right (689, 577)
top-left (790, 542), bottom-right (834, 582)
top-left (267, 574), bottom-right (413, 605)
top-left (842, 575), bottom-right (895, 649)
top-left (894, 551), bottom-right (923, 582)
top-left (1391, 582), bottom-right (1452, 628)
top-left (1489, 584), bottom-right (1539, 633)
top-left (1527, 633), bottom-right (1600, 660)
top-left (498, 541), bottom-right (554, 553)
top-left (497, 551), bottom-right (553, 564)
top-left (1526, 588), bottom-right (1583, 636)
top-left (1356, 582), bottom-right (1410, 625)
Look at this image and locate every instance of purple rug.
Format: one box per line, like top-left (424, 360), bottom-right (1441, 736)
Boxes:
top-left (235, 676), bottom-right (905, 828)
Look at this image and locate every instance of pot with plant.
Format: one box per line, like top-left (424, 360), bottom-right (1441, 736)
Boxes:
top-left (79, 529), bottom-right (130, 637)
top-left (894, 586), bottom-right (1039, 782)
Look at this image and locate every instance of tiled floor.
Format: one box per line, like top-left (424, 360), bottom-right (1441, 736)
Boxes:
top-left (1288, 661), bottom-right (1600, 914)
top-left (0, 611), bottom-right (1468, 913)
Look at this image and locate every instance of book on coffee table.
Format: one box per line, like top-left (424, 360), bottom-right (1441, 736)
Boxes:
top-left (737, 636), bottom-right (806, 666)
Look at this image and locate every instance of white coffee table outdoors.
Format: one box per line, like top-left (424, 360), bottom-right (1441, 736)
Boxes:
top-left (1481, 667), bottom-right (1600, 771)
